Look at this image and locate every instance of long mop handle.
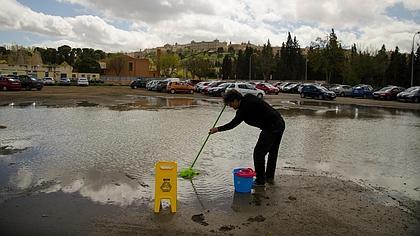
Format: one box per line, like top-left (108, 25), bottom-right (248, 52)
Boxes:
top-left (190, 105), bottom-right (226, 168)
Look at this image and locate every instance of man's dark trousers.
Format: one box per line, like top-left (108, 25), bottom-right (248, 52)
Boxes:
top-left (253, 129), bottom-right (285, 184)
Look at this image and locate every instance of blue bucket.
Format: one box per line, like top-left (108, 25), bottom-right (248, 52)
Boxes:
top-left (233, 168), bottom-right (255, 193)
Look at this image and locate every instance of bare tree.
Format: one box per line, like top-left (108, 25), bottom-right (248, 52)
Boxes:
top-left (107, 53), bottom-right (127, 76)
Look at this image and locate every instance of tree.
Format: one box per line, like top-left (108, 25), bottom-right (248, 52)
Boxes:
top-left (374, 45), bottom-right (389, 86)
top-left (413, 46), bottom-right (420, 86)
top-left (185, 57), bottom-right (213, 79)
top-left (221, 54), bottom-right (233, 80)
top-left (57, 45), bottom-right (72, 65)
top-left (107, 53), bottom-right (127, 76)
top-left (159, 53), bottom-right (180, 77)
top-left (260, 40), bottom-right (274, 80)
top-left (74, 57), bottom-right (101, 73)
top-left (324, 29), bottom-right (345, 84)
top-left (386, 46), bottom-right (409, 87)
top-left (277, 33), bottom-right (305, 81)
top-left (7, 45), bottom-right (30, 65)
top-left (235, 50), bottom-right (247, 80)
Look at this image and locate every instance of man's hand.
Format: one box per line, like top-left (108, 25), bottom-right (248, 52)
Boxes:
top-left (209, 127), bottom-right (218, 134)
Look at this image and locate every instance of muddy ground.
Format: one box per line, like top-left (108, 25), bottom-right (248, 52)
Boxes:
top-left (0, 86), bottom-right (419, 235)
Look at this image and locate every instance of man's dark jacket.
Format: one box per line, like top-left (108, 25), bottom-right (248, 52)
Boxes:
top-left (218, 94), bottom-right (285, 133)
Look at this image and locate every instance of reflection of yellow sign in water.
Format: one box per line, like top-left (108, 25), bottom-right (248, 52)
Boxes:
top-left (154, 161), bottom-right (177, 213)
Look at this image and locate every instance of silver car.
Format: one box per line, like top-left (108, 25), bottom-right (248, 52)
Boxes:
top-left (225, 82), bottom-right (265, 98)
top-left (330, 84), bottom-right (352, 97)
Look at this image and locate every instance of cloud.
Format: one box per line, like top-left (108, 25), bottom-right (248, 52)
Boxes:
top-left (0, 0), bottom-right (419, 52)
top-left (0, 0), bottom-right (162, 51)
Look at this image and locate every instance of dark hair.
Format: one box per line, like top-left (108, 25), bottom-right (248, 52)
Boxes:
top-left (223, 89), bottom-right (243, 104)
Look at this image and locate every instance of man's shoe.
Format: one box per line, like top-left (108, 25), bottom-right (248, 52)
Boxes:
top-left (253, 180), bottom-right (265, 187)
top-left (266, 178), bottom-right (275, 185)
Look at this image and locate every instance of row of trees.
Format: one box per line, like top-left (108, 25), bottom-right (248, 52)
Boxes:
top-left (0, 45), bottom-right (106, 73)
top-left (219, 29), bottom-right (420, 87)
top-left (158, 29), bottom-right (419, 87)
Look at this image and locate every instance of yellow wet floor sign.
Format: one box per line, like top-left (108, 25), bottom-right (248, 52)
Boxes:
top-left (154, 161), bottom-right (177, 213)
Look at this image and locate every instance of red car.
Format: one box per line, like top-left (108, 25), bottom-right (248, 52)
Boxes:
top-left (256, 82), bottom-right (279, 94)
top-left (372, 86), bottom-right (405, 100)
top-left (0, 76), bottom-right (22, 91)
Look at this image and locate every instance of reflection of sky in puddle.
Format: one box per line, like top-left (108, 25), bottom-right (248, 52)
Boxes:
top-left (110, 96), bottom-right (219, 110)
top-left (0, 100), bottom-right (419, 207)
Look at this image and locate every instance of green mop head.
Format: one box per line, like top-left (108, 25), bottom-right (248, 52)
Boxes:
top-left (180, 168), bottom-right (199, 179)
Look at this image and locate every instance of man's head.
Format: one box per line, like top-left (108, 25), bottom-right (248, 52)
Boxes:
top-left (223, 89), bottom-right (242, 110)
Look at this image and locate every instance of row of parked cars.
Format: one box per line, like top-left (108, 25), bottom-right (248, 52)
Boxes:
top-left (130, 78), bottom-right (268, 98)
top-left (275, 81), bottom-right (420, 103)
top-left (129, 77), bottom-right (420, 103)
top-left (0, 75), bottom-right (94, 91)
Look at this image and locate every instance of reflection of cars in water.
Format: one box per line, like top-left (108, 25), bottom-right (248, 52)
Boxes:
top-left (372, 86), bottom-right (405, 100)
top-left (0, 76), bottom-right (21, 91)
top-left (300, 84), bottom-right (336, 100)
top-left (255, 82), bottom-right (279, 94)
top-left (18, 75), bottom-right (43, 90)
top-left (167, 81), bottom-right (194, 94)
top-left (225, 82), bottom-right (265, 98)
top-left (351, 84), bottom-right (373, 98)
top-left (396, 86), bottom-right (420, 103)
top-left (330, 84), bottom-right (352, 97)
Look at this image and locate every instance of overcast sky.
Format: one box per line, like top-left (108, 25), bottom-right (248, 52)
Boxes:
top-left (0, 0), bottom-right (419, 53)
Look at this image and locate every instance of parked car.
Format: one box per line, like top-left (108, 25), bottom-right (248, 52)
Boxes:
top-left (59, 78), bottom-right (71, 86)
top-left (320, 83), bottom-right (339, 89)
top-left (42, 77), bottom-right (56, 85)
top-left (396, 86), bottom-right (420, 103)
top-left (282, 83), bottom-right (300, 93)
top-left (225, 82), bottom-right (265, 98)
top-left (330, 84), bottom-right (353, 97)
top-left (372, 86), bottom-right (405, 100)
top-left (276, 82), bottom-right (295, 91)
top-left (255, 82), bottom-right (279, 94)
top-left (167, 81), bottom-right (194, 94)
top-left (208, 83), bottom-right (233, 96)
top-left (300, 84), bottom-right (336, 100)
top-left (297, 83), bottom-right (315, 93)
top-left (0, 76), bottom-right (21, 91)
top-left (195, 82), bottom-right (210, 92)
top-left (202, 81), bottom-right (225, 94)
top-left (18, 75), bottom-right (43, 90)
top-left (89, 79), bottom-right (104, 84)
top-left (155, 80), bottom-right (169, 92)
top-left (146, 80), bottom-right (159, 90)
top-left (77, 77), bottom-right (89, 86)
top-left (130, 77), bottom-right (149, 89)
top-left (351, 84), bottom-right (373, 98)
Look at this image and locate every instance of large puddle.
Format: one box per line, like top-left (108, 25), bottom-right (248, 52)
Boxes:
top-left (0, 97), bottom-right (419, 211)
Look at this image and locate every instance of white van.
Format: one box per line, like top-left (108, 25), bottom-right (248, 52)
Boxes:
top-left (163, 78), bottom-right (180, 83)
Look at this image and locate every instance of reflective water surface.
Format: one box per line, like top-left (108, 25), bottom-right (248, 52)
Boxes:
top-left (1, 98), bottom-right (419, 210)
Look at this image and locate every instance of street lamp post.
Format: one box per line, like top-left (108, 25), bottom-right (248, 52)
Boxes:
top-left (305, 58), bottom-right (308, 82)
top-left (411, 31), bottom-right (420, 87)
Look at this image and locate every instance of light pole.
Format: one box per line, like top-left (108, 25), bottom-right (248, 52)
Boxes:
top-left (305, 58), bottom-right (308, 82)
top-left (411, 31), bottom-right (420, 87)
